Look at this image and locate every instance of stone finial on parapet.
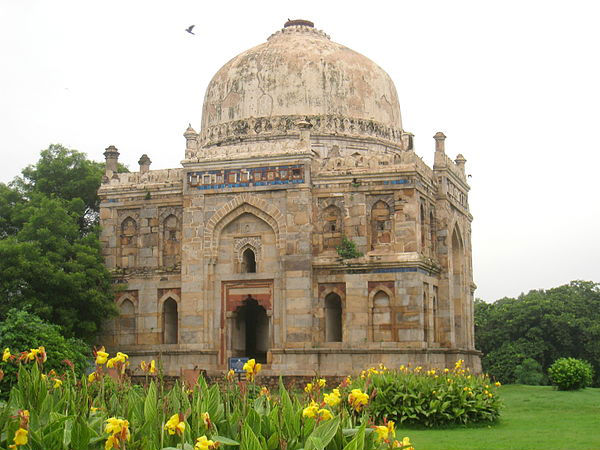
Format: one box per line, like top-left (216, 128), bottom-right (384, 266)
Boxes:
top-left (103, 145), bottom-right (120, 178)
top-left (455, 154), bottom-right (466, 176)
top-left (297, 119), bottom-right (313, 145)
top-left (433, 132), bottom-right (447, 168)
top-left (184, 124), bottom-right (198, 158)
top-left (138, 154), bottom-right (152, 174)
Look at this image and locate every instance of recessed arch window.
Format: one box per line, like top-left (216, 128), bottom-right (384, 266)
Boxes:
top-left (242, 248), bottom-right (257, 273)
top-left (325, 293), bottom-right (342, 342)
top-left (371, 201), bottom-right (391, 248)
top-left (322, 205), bottom-right (342, 250)
top-left (120, 217), bottom-right (138, 268)
top-left (118, 298), bottom-right (136, 345)
top-left (163, 298), bottom-right (178, 344)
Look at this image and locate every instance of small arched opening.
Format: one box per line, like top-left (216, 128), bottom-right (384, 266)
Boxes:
top-left (242, 248), bottom-right (257, 273)
top-left (325, 293), bottom-right (343, 342)
top-left (163, 298), bottom-right (178, 344)
top-left (372, 290), bottom-right (392, 342)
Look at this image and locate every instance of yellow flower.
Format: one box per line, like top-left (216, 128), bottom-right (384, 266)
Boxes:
top-left (323, 389), bottom-right (341, 407)
top-left (348, 389), bottom-right (369, 412)
top-left (304, 382), bottom-right (313, 393)
top-left (165, 413), bottom-right (186, 435)
top-left (226, 369), bottom-right (235, 381)
top-left (374, 420), bottom-right (395, 442)
top-left (455, 359), bottom-right (464, 369)
top-left (2, 347), bottom-right (11, 362)
top-left (318, 408), bottom-right (333, 421)
top-left (393, 436), bottom-right (414, 449)
top-left (26, 348), bottom-right (40, 361)
top-left (195, 435), bottom-right (217, 450)
top-left (444, 368), bottom-right (449, 373)
top-left (9, 428), bottom-right (28, 448)
top-left (495, 381), bottom-right (501, 387)
top-left (242, 358), bottom-right (261, 381)
top-left (96, 347), bottom-right (109, 365)
top-left (105, 417), bottom-right (130, 437)
top-left (317, 378), bottom-right (326, 388)
top-left (149, 359), bottom-right (157, 374)
top-left (202, 412), bottom-right (211, 428)
top-left (105, 435), bottom-right (119, 450)
top-left (91, 407), bottom-right (99, 413)
top-left (260, 386), bottom-right (270, 398)
top-left (302, 401), bottom-right (319, 418)
top-left (53, 378), bottom-right (63, 388)
top-left (88, 371), bottom-right (98, 383)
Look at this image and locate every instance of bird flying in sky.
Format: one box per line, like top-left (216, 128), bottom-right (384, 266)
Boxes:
top-left (185, 25), bottom-right (195, 35)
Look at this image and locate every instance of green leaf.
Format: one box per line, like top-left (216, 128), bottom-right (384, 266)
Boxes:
top-left (304, 418), bottom-right (340, 450)
top-left (213, 435), bottom-right (240, 446)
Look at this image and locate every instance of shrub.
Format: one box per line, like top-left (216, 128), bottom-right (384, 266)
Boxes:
top-left (353, 361), bottom-right (502, 427)
top-left (514, 358), bottom-right (545, 385)
top-left (0, 309), bottom-right (90, 397)
top-left (548, 357), bottom-right (593, 390)
top-left (336, 236), bottom-right (363, 259)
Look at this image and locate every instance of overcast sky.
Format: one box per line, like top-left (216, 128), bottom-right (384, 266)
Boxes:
top-left (1, 0), bottom-right (598, 302)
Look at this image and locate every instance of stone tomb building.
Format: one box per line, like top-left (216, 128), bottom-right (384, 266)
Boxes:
top-left (98, 20), bottom-right (481, 377)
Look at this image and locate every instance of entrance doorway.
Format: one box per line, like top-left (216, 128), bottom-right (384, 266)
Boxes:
top-left (232, 297), bottom-right (269, 363)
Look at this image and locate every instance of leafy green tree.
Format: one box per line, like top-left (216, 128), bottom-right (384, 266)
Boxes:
top-left (0, 144), bottom-right (119, 341)
top-left (475, 281), bottom-right (600, 385)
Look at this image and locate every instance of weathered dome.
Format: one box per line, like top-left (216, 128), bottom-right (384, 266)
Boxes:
top-left (200, 20), bottom-right (403, 146)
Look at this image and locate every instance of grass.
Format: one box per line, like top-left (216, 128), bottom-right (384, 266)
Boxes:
top-left (399, 385), bottom-right (600, 450)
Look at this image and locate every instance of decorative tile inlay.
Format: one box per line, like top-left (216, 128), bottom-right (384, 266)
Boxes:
top-left (188, 165), bottom-right (304, 190)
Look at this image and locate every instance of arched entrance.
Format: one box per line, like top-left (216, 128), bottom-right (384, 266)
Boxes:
top-left (232, 296), bottom-right (269, 363)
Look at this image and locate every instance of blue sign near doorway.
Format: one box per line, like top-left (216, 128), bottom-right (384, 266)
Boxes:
top-left (228, 357), bottom-right (249, 374)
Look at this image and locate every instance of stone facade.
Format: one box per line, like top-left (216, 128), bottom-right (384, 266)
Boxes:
top-left (98, 20), bottom-right (481, 377)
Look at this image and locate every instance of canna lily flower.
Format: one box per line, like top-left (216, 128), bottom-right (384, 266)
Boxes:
top-left (259, 386), bottom-right (270, 398)
top-left (323, 389), bottom-right (341, 407)
top-left (195, 435), bottom-right (218, 450)
top-left (392, 436), bottom-right (414, 449)
top-left (202, 412), bottom-right (212, 429)
top-left (8, 428), bottom-right (28, 448)
top-left (148, 359), bottom-right (157, 374)
top-left (26, 348), bottom-right (40, 361)
top-left (317, 378), bottom-right (326, 388)
top-left (88, 371), bottom-right (98, 383)
top-left (348, 388), bottom-right (369, 412)
top-left (104, 434), bottom-right (119, 450)
top-left (302, 401), bottom-right (319, 418)
top-left (105, 417), bottom-right (130, 438)
top-left (165, 413), bottom-right (186, 435)
top-left (304, 382), bottom-right (313, 393)
top-left (95, 347), bottom-right (109, 365)
top-left (373, 420), bottom-right (395, 442)
top-left (317, 408), bottom-right (333, 421)
top-left (226, 369), bottom-right (235, 381)
top-left (2, 347), bottom-right (11, 362)
top-left (53, 378), bottom-right (63, 389)
top-left (242, 358), bottom-right (261, 382)
top-left (495, 381), bottom-right (501, 387)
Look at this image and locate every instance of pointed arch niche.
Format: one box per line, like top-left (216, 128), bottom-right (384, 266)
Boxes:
top-left (162, 297), bottom-right (179, 344)
top-left (120, 217), bottom-right (138, 268)
top-left (368, 283), bottom-right (395, 342)
top-left (117, 296), bottom-right (137, 345)
top-left (451, 225), bottom-right (466, 348)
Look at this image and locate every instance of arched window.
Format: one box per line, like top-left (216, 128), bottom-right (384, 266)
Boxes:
top-left (325, 293), bottom-right (342, 342)
top-left (120, 217), bottom-right (138, 268)
top-left (420, 203), bottom-right (426, 250)
top-left (322, 205), bottom-right (342, 250)
top-left (163, 298), bottom-right (178, 344)
top-left (119, 299), bottom-right (136, 345)
top-left (372, 290), bottom-right (392, 342)
top-left (242, 248), bottom-right (257, 273)
top-left (430, 210), bottom-right (436, 253)
top-left (162, 214), bottom-right (180, 267)
top-left (371, 201), bottom-right (391, 249)
top-left (451, 227), bottom-right (465, 347)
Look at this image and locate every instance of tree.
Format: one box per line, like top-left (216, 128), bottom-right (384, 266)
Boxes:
top-left (475, 281), bottom-right (600, 385)
top-left (0, 144), bottom-right (119, 342)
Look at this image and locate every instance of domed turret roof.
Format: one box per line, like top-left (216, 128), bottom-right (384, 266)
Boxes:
top-left (200, 20), bottom-right (403, 146)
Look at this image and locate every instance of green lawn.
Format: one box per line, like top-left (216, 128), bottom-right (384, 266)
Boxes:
top-left (399, 385), bottom-right (600, 450)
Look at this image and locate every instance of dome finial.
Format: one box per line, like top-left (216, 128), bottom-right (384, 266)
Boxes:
top-left (284, 19), bottom-right (314, 28)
